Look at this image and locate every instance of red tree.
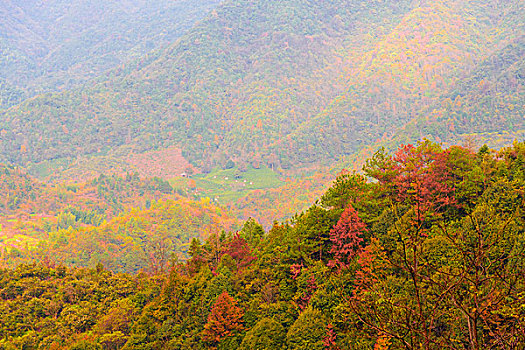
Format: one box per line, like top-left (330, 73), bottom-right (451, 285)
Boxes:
top-left (365, 142), bottom-right (456, 226)
top-left (391, 143), bottom-right (455, 220)
top-left (202, 291), bottom-right (244, 346)
top-left (323, 323), bottom-right (341, 350)
top-left (223, 233), bottom-right (256, 270)
top-left (328, 204), bottom-right (366, 270)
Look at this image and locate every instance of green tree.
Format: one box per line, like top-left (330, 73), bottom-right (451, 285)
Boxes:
top-left (286, 307), bottom-right (327, 350)
top-left (240, 317), bottom-right (286, 350)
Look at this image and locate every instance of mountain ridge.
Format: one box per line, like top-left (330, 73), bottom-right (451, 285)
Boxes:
top-left (0, 0), bottom-right (523, 178)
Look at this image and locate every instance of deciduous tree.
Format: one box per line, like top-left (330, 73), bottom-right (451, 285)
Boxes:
top-left (202, 291), bottom-right (244, 347)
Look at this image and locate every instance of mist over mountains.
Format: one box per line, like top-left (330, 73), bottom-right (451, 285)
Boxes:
top-left (1, 2), bottom-right (525, 348)
top-left (0, 0), bottom-right (220, 107)
top-left (0, 0), bottom-right (522, 174)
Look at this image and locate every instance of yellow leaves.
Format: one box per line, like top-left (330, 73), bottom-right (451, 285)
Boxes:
top-left (187, 179), bottom-right (197, 189)
top-left (478, 79), bottom-right (486, 91)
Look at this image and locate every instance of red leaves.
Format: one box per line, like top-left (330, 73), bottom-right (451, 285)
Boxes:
top-left (367, 141), bottom-right (457, 221)
top-left (290, 263), bottom-right (304, 280)
top-left (391, 143), bottom-right (454, 214)
top-left (202, 291), bottom-right (244, 345)
top-left (223, 233), bottom-right (257, 270)
top-left (323, 323), bottom-right (341, 350)
top-left (297, 274), bottom-right (318, 310)
top-left (328, 204), bottom-right (366, 270)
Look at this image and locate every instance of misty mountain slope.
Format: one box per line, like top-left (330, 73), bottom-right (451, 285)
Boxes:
top-left (0, 0), bottom-right (221, 108)
top-left (0, 0), bottom-right (416, 168)
top-left (0, 79), bottom-right (26, 108)
top-left (288, 0), bottom-right (523, 163)
top-left (0, 0), bottom-right (523, 173)
top-left (390, 35), bottom-right (525, 148)
top-left (367, 0), bottom-right (525, 150)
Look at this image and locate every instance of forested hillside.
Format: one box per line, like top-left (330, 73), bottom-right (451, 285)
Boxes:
top-left (0, 168), bottom-right (237, 273)
top-left (396, 35), bottom-right (525, 148)
top-left (296, 0), bottom-right (525, 158)
top-left (2, 1), bottom-right (525, 348)
top-left (0, 0), bottom-right (523, 175)
top-left (1, 141), bottom-right (524, 349)
top-left (0, 0), bottom-right (221, 108)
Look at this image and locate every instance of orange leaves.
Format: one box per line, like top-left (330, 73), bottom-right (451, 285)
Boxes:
top-left (353, 238), bottom-right (386, 296)
top-left (202, 291), bottom-right (244, 345)
top-left (373, 334), bottom-right (392, 350)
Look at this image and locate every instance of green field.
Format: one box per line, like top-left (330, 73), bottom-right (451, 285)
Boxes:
top-left (169, 166), bottom-right (285, 204)
top-left (27, 157), bottom-right (72, 179)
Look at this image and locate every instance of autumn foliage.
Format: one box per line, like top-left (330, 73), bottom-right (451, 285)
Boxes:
top-left (2, 141), bottom-right (525, 349)
top-left (202, 291), bottom-right (244, 346)
top-left (222, 234), bottom-right (257, 271)
top-left (328, 204), bottom-right (366, 269)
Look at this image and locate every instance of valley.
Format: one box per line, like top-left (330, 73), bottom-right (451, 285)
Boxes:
top-left (0, 0), bottom-right (524, 348)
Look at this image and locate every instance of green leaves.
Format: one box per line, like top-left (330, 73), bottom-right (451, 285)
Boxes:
top-left (239, 317), bottom-right (286, 350)
top-left (286, 307), bottom-right (327, 350)
top-left (2, 141), bottom-right (525, 348)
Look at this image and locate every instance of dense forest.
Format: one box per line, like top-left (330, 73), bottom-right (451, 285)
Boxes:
top-left (0, 167), bottom-right (238, 273)
top-left (0, 0), bottom-right (220, 108)
top-left (0, 0), bottom-right (523, 176)
top-left (1, 1), bottom-right (524, 348)
top-left (1, 141), bottom-right (524, 349)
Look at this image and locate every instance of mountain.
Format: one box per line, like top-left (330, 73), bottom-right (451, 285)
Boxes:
top-left (294, 0), bottom-right (525, 161)
top-left (0, 0), bottom-right (221, 108)
top-left (396, 35), bottom-right (525, 147)
top-left (1, 141), bottom-right (525, 348)
top-left (1, 0), bottom-right (414, 168)
top-left (1, 0), bottom-right (523, 174)
top-left (0, 78), bottom-right (26, 108)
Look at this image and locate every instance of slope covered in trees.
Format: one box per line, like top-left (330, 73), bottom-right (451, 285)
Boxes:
top-left (0, 0), bottom-right (221, 109)
top-left (2, 0), bottom-right (522, 175)
top-left (0, 169), bottom-right (237, 274)
top-left (293, 0), bottom-right (525, 162)
top-left (393, 34), bottom-right (525, 148)
top-left (1, 141), bottom-right (524, 349)
top-left (1, 0), bottom-right (413, 167)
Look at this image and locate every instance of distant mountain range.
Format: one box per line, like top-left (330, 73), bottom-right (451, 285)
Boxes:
top-left (0, 0), bottom-right (220, 108)
top-left (0, 0), bottom-right (523, 174)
